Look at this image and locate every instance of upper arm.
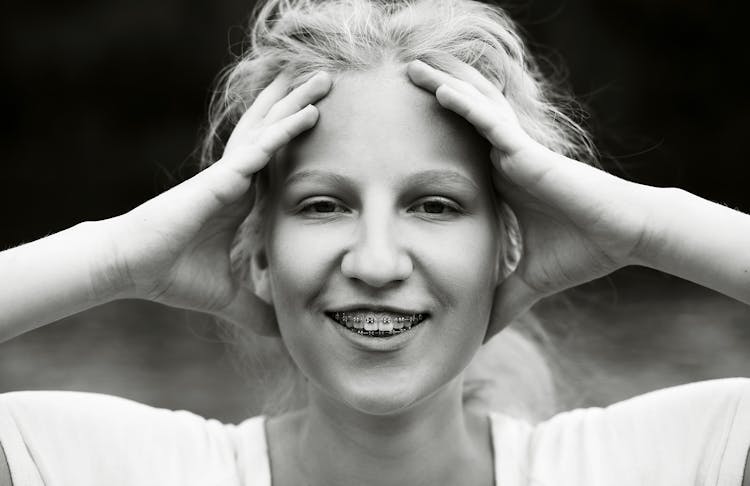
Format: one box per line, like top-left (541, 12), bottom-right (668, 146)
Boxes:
top-left (0, 390), bottom-right (239, 485)
top-left (0, 439), bottom-right (11, 486)
top-left (600, 378), bottom-right (750, 484)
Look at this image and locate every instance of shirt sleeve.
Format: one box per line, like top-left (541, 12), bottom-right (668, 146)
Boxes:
top-left (0, 390), bottom-right (242, 486)
top-left (529, 377), bottom-right (750, 486)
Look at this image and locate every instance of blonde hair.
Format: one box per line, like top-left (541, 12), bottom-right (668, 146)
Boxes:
top-left (200, 0), bottom-right (595, 423)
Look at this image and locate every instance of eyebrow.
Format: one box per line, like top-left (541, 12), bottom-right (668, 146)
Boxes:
top-left (284, 170), bottom-right (352, 188)
top-left (284, 169), bottom-right (480, 192)
top-left (402, 169), bottom-right (480, 192)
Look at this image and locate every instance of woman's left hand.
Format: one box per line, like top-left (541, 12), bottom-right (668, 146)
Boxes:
top-left (407, 59), bottom-right (662, 339)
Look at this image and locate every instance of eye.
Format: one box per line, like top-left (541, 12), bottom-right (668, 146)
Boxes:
top-left (298, 198), bottom-right (348, 215)
top-left (410, 197), bottom-right (462, 215)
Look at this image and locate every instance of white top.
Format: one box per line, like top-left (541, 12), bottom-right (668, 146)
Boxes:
top-left (1, 377), bottom-right (750, 485)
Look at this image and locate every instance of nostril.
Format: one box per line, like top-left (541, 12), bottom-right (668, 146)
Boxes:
top-left (340, 250), bottom-right (413, 287)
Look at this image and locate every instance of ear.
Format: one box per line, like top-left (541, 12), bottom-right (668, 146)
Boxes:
top-left (251, 247), bottom-right (274, 305)
top-left (496, 202), bottom-right (523, 283)
top-left (484, 204), bottom-right (525, 343)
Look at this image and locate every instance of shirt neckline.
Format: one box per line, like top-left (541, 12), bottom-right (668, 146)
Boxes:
top-left (248, 411), bottom-right (526, 486)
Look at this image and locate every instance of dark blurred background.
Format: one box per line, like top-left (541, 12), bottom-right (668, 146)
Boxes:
top-left (1, 0), bottom-right (748, 423)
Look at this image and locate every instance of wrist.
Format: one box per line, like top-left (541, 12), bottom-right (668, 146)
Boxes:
top-left (628, 186), bottom-right (689, 270)
top-left (83, 217), bottom-right (138, 303)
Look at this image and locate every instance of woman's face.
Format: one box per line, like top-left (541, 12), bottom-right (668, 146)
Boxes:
top-left (262, 64), bottom-right (502, 415)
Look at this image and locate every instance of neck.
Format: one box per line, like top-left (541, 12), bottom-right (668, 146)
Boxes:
top-left (293, 375), bottom-right (494, 486)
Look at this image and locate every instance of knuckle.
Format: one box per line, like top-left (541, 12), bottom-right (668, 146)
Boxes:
top-left (462, 104), bottom-right (478, 120)
top-left (264, 104), bottom-right (281, 120)
top-left (256, 127), bottom-right (283, 154)
top-left (488, 124), bottom-right (505, 143)
top-left (455, 79), bottom-right (474, 93)
top-left (248, 141), bottom-right (272, 164)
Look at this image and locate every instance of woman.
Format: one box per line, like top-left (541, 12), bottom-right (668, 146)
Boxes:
top-left (2, 0), bottom-right (750, 484)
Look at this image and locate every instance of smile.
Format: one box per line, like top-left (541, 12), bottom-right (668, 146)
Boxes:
top-left (325, 311), bottom-right (428, 337)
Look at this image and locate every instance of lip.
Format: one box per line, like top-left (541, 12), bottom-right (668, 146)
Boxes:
top-left (326, 312), bottom-right (428, 352)
top-left (326, 304), bottom-right (427, 314)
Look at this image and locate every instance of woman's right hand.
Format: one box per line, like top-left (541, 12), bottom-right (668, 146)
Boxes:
top-left (98, 70), bottom-right (332, 334)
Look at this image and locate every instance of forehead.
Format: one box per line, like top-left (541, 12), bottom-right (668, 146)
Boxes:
top-left (273, 63), bottom-right (490, 180)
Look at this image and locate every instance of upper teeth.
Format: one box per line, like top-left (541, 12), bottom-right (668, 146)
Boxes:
top-left (332, 311), bottom-right (425, 332)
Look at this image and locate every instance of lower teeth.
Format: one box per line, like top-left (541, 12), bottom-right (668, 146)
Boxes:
top-left (354, 328), bottom-right (408, 337)
top-left (340, 320), bottom-right (425, 337)
top-left (327, 312), bottom-right (426, 337)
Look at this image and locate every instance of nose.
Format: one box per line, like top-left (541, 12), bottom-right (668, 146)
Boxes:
top-left (340, 210), bottom-right (413, 288)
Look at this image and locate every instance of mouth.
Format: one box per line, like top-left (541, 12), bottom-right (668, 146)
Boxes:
top-left (324, 309), bottom-right (429, 337)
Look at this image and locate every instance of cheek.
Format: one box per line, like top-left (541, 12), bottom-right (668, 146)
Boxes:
top-left (261, 211), bottom-right (501, 411)
top-left (265, 220), bottom-right (338, 374)
top-left (413, 219), bottom-right (500, 305)
top-left (266, 219), bottom-right (340, 304)
top-left (408, 218), bottom-right (500, 359)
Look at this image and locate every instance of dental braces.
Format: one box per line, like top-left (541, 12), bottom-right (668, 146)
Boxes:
top-left (355, 328), bottom-right (409, 336)
top-left (334, 312), bottom-right (425, 325)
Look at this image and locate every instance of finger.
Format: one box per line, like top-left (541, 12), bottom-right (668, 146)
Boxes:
top-left (222, 104), bottom-right (320, 177)
top-left (181, 105), bottom-right (318, 223)
top-left (408, 58), bottom-right (503, 103)
top-left (441, 58), bottom-right (506, 102)
top-left (408, 59), bottom-right (534, 156)
top-left (426, 76), bottom-right (598, 208)
top-left (484, 272), bottom-right (540, 343)
top-left (188, 104), bottom-right (319, 206)
top-left (435, 84), bottom-right (492, 134)
top-left (497, 143), bottom-right (621, 211)
top-left (217, 286), bottom-right (280, 337)
top-left (236, 70), bottom-right (295, 129)
top-left (434, 83), bottom-right (532, 157)
top-left (490, 150), bottom-right (538, 199)
top-left (407, 59), bottom-right (482, 99)
top-left (264, 71), bottom-right (332, 124)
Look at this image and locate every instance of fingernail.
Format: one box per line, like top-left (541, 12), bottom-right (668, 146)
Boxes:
top-left (411, 59), bottom-right (430, 69)
top-left (311, 70), bottom-right (330, 82)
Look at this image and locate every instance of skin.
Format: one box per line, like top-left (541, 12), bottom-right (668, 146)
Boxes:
top-left (2, 54), bottom-right (750, 485)
top-left (405, 59), bottom-right (750, 331)
top-left (254, 65), bottom-right (499, 485)
top-left (0, 69), bottom-right (333, 341)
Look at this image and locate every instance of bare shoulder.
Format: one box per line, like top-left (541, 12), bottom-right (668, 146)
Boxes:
top-left (0, 440), bottom-right (11, 486)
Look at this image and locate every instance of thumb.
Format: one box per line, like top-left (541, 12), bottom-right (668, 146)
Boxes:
top-left (490, 143), bottom-right (560, 195)
top-left (484, 272), bottom-right (541, 343)
top-left (492, 145), bottom-right (612, 210)
top-left (215, 286), bottom-right (280, 337)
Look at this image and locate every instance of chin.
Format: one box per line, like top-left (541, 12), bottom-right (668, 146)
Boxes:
top-left (341, 385), bottom-right (422, 416)
top-left (329, 369), bottom-right (442, 416)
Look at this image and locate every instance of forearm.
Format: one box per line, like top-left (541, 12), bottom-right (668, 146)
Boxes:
top-left (0, 219), bottom-right (127, 342)
top-left (637, 188), bottom-right (750, 305)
